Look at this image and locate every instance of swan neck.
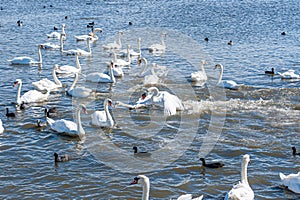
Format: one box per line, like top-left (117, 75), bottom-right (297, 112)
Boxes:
top-left (38, 46), bottom-right (42, 63)
top-left (52, 66), bottom-right (62, 86)
top-left (200, 62), bottom-right (206, 73)
top-left (118, 33), bottom-right (122, 46)
top-left (70, 73), bottom-right (79, 91)
top-left (217, 65), bottom-right (223, 84)
top-left (161, 34), bottom-right (165, 47)
top-left (77, 105), bottom-right (85, 135)
top-left (16, 82), bottom-right (22, 105)
top-left (142, 179), bottom-right (150, 200)
top-left (109, 65), bottom-right (115, 83)
top-left (140, 58), bottom-right (148, 75)
top-left (151, 64), bottom-right (157, 76)
top-left (137, 39), bottom-right (141, 53)
top-left (104, 100), bottom-right (114, 127)
top-left (241, 159), bottom-right (249, 184)
top-left (87, 40), bottom-right (91, 53)
top-left (60, 35), bottom-right (64, 52)
top-left (75, 54), bottom-right (81, 70)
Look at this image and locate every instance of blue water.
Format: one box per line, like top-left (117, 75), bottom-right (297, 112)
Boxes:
top-left (0, 0), bottom-right (299, 199)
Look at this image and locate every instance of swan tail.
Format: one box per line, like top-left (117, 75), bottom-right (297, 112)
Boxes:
top-left (279, 172), bottom-right (286, 180)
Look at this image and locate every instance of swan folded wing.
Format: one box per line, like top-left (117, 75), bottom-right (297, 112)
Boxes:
top-left (225, 182), bottom-right (254, 200)
top-left (91, 111), bottom-right (107, 126)
top-left (86, 73), bottom-right (111, 83)
top-left (9, 57), bottom-right (34, 65)
top-left (175, 194), bottom-right (203, 200)
top-left (50, 119), bottom-right (77, 133)
top-left (56, 65), bottom-right (79, 74)
top-left (32, 78), bottom-right (59, 91)
top-left (70, 87), bottom-right (92, 98)
top-left (280, 172), bottom-right (300, 193)
top-left (20, 90), bottom-right (49, 103)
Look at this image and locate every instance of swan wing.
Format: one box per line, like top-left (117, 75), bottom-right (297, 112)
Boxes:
top-left (9, 56), bottom-right (34, 65)
top-left (56, 65), bottom-right (79, 74)
top-left (191, 71), bottom-right (207, 82)
top-left (32, 78), bottom-right (60, 91)
top-left (50, 119), bottom-right (77, 133)
top-left (46, 32), bottom-right (60, 38)
top-left (280, 172), bottom-right (300, 193)
top-left (222, 80), bottom-right (239, 90)
top-left (20, 90), bottom-right (49, 103)
top-left (70, 87), bottom-right (92, 98)
top-left (91, 111), bottom-right (107, 126)
top-left (86, 73), bottom-right (112, 83)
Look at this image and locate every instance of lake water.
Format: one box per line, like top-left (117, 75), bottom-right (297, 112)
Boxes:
top-left (0, 0), bottom-right (299, 199)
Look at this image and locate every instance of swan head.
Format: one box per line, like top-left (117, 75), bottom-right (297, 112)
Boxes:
top-left (130, 175), bottom-right (149, 186)
top-left (13, 79), bottom-right (22, 87)
top-left (80, 104), bottom-right (88, 114)
top-left (243, 154), bottom-right (250, 164)
top-left (118, 31), bottom-right (124, 35)
top-left (214, 63), bottom-right (223, 70)
top-left (201, 60), bottom-right (207, 65)
top-left (94, 28), bottom-right (103, 33)
top-left (53, 64), bottom-right (59, 70)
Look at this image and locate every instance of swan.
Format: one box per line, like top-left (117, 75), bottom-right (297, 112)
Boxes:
top-left (279, 172), bottom-right (300, 194)
top-left (67, 73), bottom-right (93, 98)
top-left (47, 104), bottom-right (87, 137)
top-left (40, 42), bottom-right (60, 50)
top-left (46, 24), bottom-right (66, 39)
top-left (136, 87), bottom-right (184, 116)
top-left (56, 53), bottom-right (81, 74)
top-left (138, 57), bottom-right (160, 85)
top-left (148, 32), bottom-right (166, 53)
top-left (60, 34), bottom-right (92, 56)
top-left (86, 62), bottom-right (115, 83)
top-left (32, 64), bottom-right (62, 91)
top-left (130, 175), bottom-right (203, 200)
top-left (191, 60), bottom-right (208, 82)
top-left (54, 152), bottom-right (69, 162)
top-left (215, 64), bottom-right (240, 90)
top-left (278, 69), bottom-right (300, 79)
top-left (112, 46), bottom-right (131, 68)
top-left (8, 44), bottom-right (43, 65)
top-left (91, 98), bottom-right (114, 128)
top-left (74, 27), bottom-right (102, 41)
top-left (292, 147), bottom-right (300, 156)
top-left (200, 158), bottom-right (224, 168)
top-left (0, 119), bottom-right (4, 134)
top-left (103, 31), bottom-right (123, 50)
top-left (119, 38), bottom-right (142, 57)
top-left (14, 79), bottom-right (50, 105)
top-left (224, 154), bottom-right (254, 200)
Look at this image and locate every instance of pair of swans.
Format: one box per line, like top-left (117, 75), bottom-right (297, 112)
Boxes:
top-left (224, 154), bottom-right (254, 200)
top-left (56, 52), bottom-right (81, 75)
top-left (103, 31), bottom-right (123, 50)
top-left (135, 86), bottom-right (184, 116)
top-left (32, 64), bottom-right (62, 91)
top-left (190, 60), bottom-right (208, 82)
top-left (215, 64), bottom-right (240, 90)
top-left (279, 172), bottom-right (300, 194)
top-left (74, 27), bottom-right (102, 41)
top-left (47, 104), bottom-right (87, 137)
top-left (14, 79), bottom-right (50, 105)
top-left (91, 98), bottom-right (115, 128)
top-left (130, 175), bottom-right (203, 200)
top-left (46, 23), bottom-right (66, 39)
top-left (60, 34), bottom-right (92, 56)
top-left (67, 73), bottom-right (93, 98)
top-left (8, 44), bottom-right (43, 65)
top-left (86, 61), bottom-right (116, 83)
top-left (278, 69), bottom-right (300, 79)
top-left (148, 32), bottom-right (166, 53)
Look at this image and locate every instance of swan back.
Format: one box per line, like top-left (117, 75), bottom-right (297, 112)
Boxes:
top-left (279, 172), bottom-right (300, 193)
top-left (0, 119), bottom-right (4, 134)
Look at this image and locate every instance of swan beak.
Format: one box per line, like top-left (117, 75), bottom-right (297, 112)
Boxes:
top-left (82, 107), bottom-right (88, 114)
top-left (214, 65), bottom-right (218, 70)
top-left (13, 81), bottom-right (19, 87)
top-left (130, 177), bottom-right (140, 185)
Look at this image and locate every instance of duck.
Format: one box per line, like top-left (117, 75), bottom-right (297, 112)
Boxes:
top-left (47, 104), bottom-right (87, 137)
top-left (279, 172), bottom-right (300, 194)
top-left (278, 69), bottom-right (300, 79)
top-left (204, 37), bottom-right (209, 42)
top-left (130, 175), bottom-right (203, 200)
top-left (8, 44), bottom-right (43, 65)
top-left (132, 146), bottom-right (151, 157)
top-left (91, 98), bottom-right (115, 128)
top-left (224, 154), bottom-right (254, 200)
top-left (191, 60), bottom-right (208, 82)
top-left (148, 32), bottom-right (166, 53)
top-left (265, 68), bottom-right (275, 75)
top-left (74, 27), bottom-right (102, 41)
top-left (200, 158), bottom-right (224, 168)
top-left (53, 152), bottom-right (69, 162)
top-left (32, 64), bottom-right (62, 91)
top-left (14, 79), bottom-right (50, 105)
top-left (214, 64), bottom-right (240, 90)
top-left (0, 119), bottom-right (4, 134)
top-left (292, 147), bottom-right (300, 156)
top-left (17, 20), bottom-right (23, 26)
top-left (103, 31), bottom-right (123, 50)
top-left (6, 108), bottom-right (15, 117)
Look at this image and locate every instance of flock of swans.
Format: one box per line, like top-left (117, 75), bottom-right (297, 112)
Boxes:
top-left (2, 22), bottom-right (300, 199)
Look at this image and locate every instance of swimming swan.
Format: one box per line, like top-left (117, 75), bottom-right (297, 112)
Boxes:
top-left (32, 64), bottom-right (62, 91)
top-left (103, 31), bottom-right (123, 50)
top-left (14, 79), bottom-right (50, 105)
top-left (215, 63), bottom-right (240, 90)
top-left (278, 69), bottom-right (300, 79)
top-left (224, 154), bottom-right (254, 200)
top-left (86, 62), bottom-right (115, 83)
top-left (47, 104), bottom-right (87, 137)
top-left (91, 98), bottom-right (114, 128)
top-left (74, 27), bottom-right (102, 41)
top-left (56, 53), bottom-right (81, 74)
top-left (8, 44), bottom-right (43, 65)
top-left (279, 172), bottom-right (300, 194)
top-left (191, 60), bottom-right (208, 82)
top-left (148, 32), bottom-right (166, 53)
top-left (67, 73), bottom-right (93, 98)
top-left (60, 34), bottom-right (92, 56)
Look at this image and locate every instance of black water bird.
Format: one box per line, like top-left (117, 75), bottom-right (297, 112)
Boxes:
top-left (281, 32), bottom-right (286, 35)
top-left (200, 158), bottom-right (224, 168)
top-left (17, 20), bottom-right (23, 26)
top-left (265, 68), bottom-right (275, 75)
top-left (54, 152), bottom-right (69, 162)
top-left (133, 146), bottom-right (151, 157)
top-left (6, 108), bottom-right (15, 117)
top-left (204, 37), bottom-right (209, 42)
top-left (228, 40), bottom-right (232, 46)
top-left (292, 147), bottom-right (300, 156)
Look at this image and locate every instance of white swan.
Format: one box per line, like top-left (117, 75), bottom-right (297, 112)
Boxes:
top-left (279, 172), bottom-right (300, 194)
top-left (40, 42), bottom-right (60, 50)
top-left (113, 46), bottom-right (131, 68)
top-left (0, 119), bottom-right (4, 134)
top-left (278, 69), bottom-right (300, 79)
top-left (67, 73), bottom-right (93, 98)
top-left (138, 57), bottom-right (160, 85)
top-left (74, 27), bottom-right (102, 41)
top-left (119, 38), bottom-right (142, 57)
top-left (8, 44), bottom-right (43, 65)
top-left (148, 32), bottom-right (166, 53)
top-left (86, 62), bottom-right (115, 83)
top-left (14, 79), bottom-right (50, 105)
top-left (91, 98), bottom-right (114, 128)
top-left (32, 64), bottom-right (62, 91)
top-left (47, 104), bottom-right (87, 137)
top-left (56, 53), bottom-right (81, 74)
top-left (215, 63), bottom-right (240, 90)
top-left (46, 24), bottom-right (66, 39)
top-left (103, 31), bottom-right (123, 50)
top-left (224, 154), bottom-right (254, 200)
top-left (191, 60), bottom-right (208, 82)
top-left (137, 87), bottom-right (184, 116)
top-left (130, 175), bottom-right (203, 200)
top-left (60, 34), bottom-right (92, 56)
